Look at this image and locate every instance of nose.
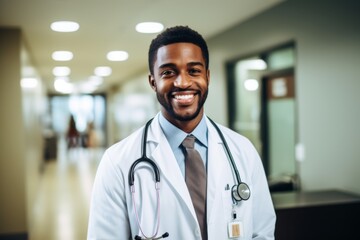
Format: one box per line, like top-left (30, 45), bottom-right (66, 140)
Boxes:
top-left (174, 72), bottom-right (191, 88)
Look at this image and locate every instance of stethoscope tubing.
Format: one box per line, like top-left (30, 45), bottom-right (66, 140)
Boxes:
top-left (131, 185), bottom-right (161, 239)
top-left (129, 118), bottom-right (165, 239)
top-left (207, 117), bottom-right (242, 184)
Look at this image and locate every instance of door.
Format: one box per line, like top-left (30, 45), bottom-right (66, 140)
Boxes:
top-left (261, 72), bottom-right (296, 178)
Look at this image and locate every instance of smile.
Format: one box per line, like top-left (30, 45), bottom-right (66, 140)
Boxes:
top-left (171, 91), bottom-right (197, 105)
top-left (174, 94), bottom-right (194, 100)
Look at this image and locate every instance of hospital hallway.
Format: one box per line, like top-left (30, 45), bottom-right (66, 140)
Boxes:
top-left (28, 137), bottom-right (104, 240)
top-left (1, 1), bottom-right (360, 239)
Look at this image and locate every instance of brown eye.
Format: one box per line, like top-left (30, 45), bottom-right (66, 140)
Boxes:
top-left (161, 70), bottom-right (175, 77)
top-left (189, 68), bottom-right (201, 75)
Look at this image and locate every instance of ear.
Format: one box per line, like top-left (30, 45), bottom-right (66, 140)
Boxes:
top-left (148, 74), bottom-right (156, 91)
top-left (206, 69), bottom-right (210, 86)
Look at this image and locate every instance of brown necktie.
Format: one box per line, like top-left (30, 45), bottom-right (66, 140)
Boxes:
top-left (182, 135), bottom-right (207, 240)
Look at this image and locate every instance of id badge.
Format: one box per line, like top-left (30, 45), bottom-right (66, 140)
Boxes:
top-left (228, 208), bottom-right (244, 239)
top-left (228, 220), bottom-right (243, 238)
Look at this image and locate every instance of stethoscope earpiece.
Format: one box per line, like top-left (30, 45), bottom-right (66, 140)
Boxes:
top-left (134, 232), bottom-right (169, 239)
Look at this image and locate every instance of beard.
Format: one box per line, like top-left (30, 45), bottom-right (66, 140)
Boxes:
top-left (156, 89), bottom-right (208, 122)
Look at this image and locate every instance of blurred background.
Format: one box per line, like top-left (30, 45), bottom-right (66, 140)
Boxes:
top-left (1, 0), bottom-right (359, 239)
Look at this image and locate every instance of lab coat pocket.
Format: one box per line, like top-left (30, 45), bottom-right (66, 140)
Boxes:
top-left (222, 188), bottom-right (233, 220)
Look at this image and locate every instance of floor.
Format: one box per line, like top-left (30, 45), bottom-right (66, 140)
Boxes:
top-left (29, 137), bottom-right (104, 240)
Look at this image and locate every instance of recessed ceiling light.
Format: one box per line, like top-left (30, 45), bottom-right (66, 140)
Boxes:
top-left (54, 78), bottom-right (74, 94)
top-left (51, 21), bottom-right (79, 32)
top-left (52, 51), bottom-right (73, 61)
top-left (88, 76), bottom-right (103, 86)
top-left (107, 51), bottom-right (129, 61)
top-left (53, 66), bottom-right (71, 77)
top-left (94, 66), bottom-right (112, 77)
top-left (135, 22), bottom-right (164, 33)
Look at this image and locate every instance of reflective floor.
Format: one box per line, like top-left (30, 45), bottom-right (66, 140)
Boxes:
top-left (29, 137), bottom-right (104, 240)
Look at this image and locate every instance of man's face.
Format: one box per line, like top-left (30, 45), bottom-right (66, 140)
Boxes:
top-left (149, 42), bottom-right (210, 126)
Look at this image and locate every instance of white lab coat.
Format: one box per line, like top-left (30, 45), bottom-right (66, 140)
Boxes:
top-left (88, 113), bottom-right (276, 240)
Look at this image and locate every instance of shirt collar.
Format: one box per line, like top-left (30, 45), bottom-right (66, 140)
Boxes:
top-left (159, 113), bottom-right (208, 148)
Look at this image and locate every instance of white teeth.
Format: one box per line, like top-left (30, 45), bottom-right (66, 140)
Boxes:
top-left (175, 94), bottom-right (193, 100)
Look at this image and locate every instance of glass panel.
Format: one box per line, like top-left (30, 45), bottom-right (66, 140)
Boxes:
top-left (233, 57), bottom-right (264, 154)
top-left (267, 47), bottom-right (295, 70)
top-left (51, 96), bottom-right (70, 134)
top-left (50, 94), bottom-right (106, 147)
top-left (268, 99), bottom-right (296, 177)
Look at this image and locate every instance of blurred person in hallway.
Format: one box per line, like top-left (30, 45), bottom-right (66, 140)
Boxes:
top-left (85, 121), bottom-right (98, 149)
top-left (83, 121), bottom-right (102, 159)
top-left (66, 114), bottom-right (80, 149)
top-left (88, 26), bottom-right (276, 240)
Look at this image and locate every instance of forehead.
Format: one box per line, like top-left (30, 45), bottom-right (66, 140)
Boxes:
top-left (155, 42), bottom-right (204, 66)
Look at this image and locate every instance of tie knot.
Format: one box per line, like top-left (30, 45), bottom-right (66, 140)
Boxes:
top-left (182, 135), bottom-right (196, 149)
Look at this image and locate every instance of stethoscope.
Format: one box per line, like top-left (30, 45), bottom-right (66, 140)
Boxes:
top-left (128, 117), bottom-right (251, 240)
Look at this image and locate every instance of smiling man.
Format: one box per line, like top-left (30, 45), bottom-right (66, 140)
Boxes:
top-left (149, 41), bottom-right (209, 132)
top-left (88, 26), bottom-right (276, 240)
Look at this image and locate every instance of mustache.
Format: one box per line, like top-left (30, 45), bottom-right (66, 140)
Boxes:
top-left (170, 88), bottom-right (199, 93)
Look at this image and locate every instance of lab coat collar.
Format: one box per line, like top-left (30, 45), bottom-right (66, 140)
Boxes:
top-left (205, 117), bottom-right (228, 224)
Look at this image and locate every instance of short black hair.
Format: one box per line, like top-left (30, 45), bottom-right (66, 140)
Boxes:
top-left (148, 25), bottom-right (209, 75)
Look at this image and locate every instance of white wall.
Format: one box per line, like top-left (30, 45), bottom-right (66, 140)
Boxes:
top-left (206, 0), bottom-right (360, 194)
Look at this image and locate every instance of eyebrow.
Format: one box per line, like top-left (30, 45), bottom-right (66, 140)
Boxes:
top-left (158, 61), bottom-right (205, 69)
top-left (158, 63), bottom-right (177, 69)
top-left (187, 61), bottom-right (204, 68)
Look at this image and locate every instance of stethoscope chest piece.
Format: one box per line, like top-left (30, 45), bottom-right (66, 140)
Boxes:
top-left (232, 182), bottom-right (251, 201)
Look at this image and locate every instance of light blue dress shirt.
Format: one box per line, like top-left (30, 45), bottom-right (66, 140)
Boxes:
top-left (158, 113), bottom-right (208, 177)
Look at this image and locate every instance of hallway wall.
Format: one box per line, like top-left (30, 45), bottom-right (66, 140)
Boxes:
top-left (0, 28), bottom-right (27, 236)
top-left (0, 28), bottom-right (46, 238)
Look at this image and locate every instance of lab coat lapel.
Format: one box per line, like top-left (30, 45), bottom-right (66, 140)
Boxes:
top-left (206, 119), bottom-right (229, 224)
top-left (147, 115), bottom-right (197, 220)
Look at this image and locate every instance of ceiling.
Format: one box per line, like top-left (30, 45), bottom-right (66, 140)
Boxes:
top-left (0, 0), bottom-right (283, 94)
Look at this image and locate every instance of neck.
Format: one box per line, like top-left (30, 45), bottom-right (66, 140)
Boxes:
top-left (162, 110), bottom-right (204, 133)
